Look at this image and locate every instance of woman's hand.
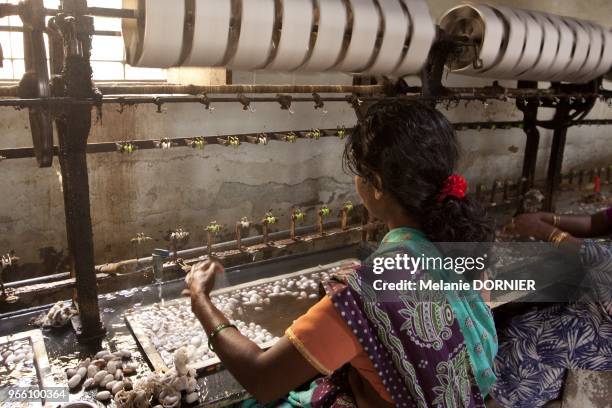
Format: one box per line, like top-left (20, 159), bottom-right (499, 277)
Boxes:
top-left (184, 260), bottom-right (225, 300)
top-left (503, 213), bottom-right (555, 241)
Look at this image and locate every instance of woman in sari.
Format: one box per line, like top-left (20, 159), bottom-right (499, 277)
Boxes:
top-left (491, 209), bottom-right (612, 407)
top-left (185, 100), bottom-right (498, 407)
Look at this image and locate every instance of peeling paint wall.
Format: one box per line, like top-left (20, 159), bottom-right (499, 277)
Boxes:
top-left (0, 1), bottom-right (612, 274)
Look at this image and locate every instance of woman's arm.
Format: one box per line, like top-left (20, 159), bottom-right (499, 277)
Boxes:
top-left (504, 213), bottom-right (582, 255)
top-left (533, 210), bottom-right (611, 238)
top-left (186, 261), bottom-right (319, 404)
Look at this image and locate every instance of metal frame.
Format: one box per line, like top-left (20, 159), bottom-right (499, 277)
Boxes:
top-left (0, 0), bottom-right (610, 340)
top-left (0, 329), bottom-right (54, 403)
top-left (125, 259), bottom-right (358, 375)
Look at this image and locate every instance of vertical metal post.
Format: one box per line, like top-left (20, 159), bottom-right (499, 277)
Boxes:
top-left (543, 101), bottom-right (571, 212)
top-left (20, 0), bottom-right (54, 167)
top-left (517, 82), bottom-right (540, 190)
top-left (53, 0), bottom-right (104, 340)
top-left (515, 81), bottom-right (541, 214)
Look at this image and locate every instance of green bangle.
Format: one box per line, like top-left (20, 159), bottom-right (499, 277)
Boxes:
top-left (208, 323), bottom-right (237, 352)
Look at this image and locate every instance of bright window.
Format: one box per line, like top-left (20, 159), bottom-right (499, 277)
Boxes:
top-left (0, 0), bottom-right (166, 81)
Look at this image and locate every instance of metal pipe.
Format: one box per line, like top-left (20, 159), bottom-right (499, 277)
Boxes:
top-left (0, 91), bottom-right (609, 108)
top-left (0, 25), bottom-right (120, 37)
top-left (79, 6), bottom-right (137, 19)
top-left (93, 85), bottom-right (612, 99)
top-left (96, 84), bottom-right (386, 95)
top-left (3, 120), bottom-right (612, 160)
top-left (0, 5), bottom-right (138, 19)
top-left (5, 272), bottom-right (70, 289)
top-left (8, 219), bottom-right (352, 290)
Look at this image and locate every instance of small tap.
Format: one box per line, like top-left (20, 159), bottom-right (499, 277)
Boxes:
top-left (312, 93), bottom-right (328, 114)
top-left (341, 201), bottom-right (354, 230)
top-left (205, 221), bottom-right (222, 256)
top-left (262, 211), bottom-right (277, 245)
top-left (238, 94), bottom-right (256, 112)
top-left (186, 137), bottom-right (207, 150)
top-left (154, 138), bottom-right (174, 150)
top-left (130, 233), bottom-right (152, 262)
top-left (153, 97), bottom-right (164, 113)
top-left (291, 208), bottom-right (305, 240)
top-left (152, 249), bottom-right (171, 283)
top-left (318, 206), bottom-right (330, 236)
top-left (168, 228), bottom-right (190, 260)
top-left (236, 217), bottom-right (251, 250)
top-left (306, 129), bottom-right (321, 140)
top-left (116, 142), bottom-right (137, 154)
top-left (1, 252), bottom-right (19, 304)
top-left (199, 94), bottom-right (214, 112)
top-left (277, 94), bottom-right (294, 114)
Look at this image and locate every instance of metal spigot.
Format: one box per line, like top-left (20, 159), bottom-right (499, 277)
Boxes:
top-left (152, 249), bottom-right (171, 283)
top-left (1, 252), bottom-right (20, 304)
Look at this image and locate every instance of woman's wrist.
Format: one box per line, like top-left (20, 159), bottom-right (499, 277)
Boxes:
top-left (535, 221), bottom-right (557, 242)
top-left (191, 292), bottom-right (230, 332)
top-left (191, 292), bottom-right (212, 317)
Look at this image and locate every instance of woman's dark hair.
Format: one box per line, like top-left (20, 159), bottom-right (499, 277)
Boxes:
top-left (343, 100), bottom-right (494, 243)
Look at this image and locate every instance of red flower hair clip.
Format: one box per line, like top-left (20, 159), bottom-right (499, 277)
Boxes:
top-left (437, 174), bottom-right (468, 203)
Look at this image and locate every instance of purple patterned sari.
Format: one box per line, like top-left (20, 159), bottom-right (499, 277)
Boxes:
top-left (242, 230), bottom-right (494, 408)
top-left (308, 270), bottom-right (486, 408)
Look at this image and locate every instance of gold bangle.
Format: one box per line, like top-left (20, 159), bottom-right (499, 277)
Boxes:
top-left (552, 232), bottom-right (569, 248)
top-left (553, 215), bottom-right (561, 227)
top-left (547, 228), bottom-right (559, 242)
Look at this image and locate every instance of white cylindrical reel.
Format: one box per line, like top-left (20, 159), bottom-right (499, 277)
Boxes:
top-left (548, 14), bottom-right (574, 81)
top-left (229, 0), bottom-right (276, 70)
top-left (574, 21), bottom-right (604, 82)
top-left (594, 28), bottom-right (612, 80)
top-left (481, 5), bottom-right (525, 79)
top-left (183, 0), bottom-right (232, 66)
top-left (562, 18), bottom-right (590, 81)
top-left (439, 3), bottom-right (505, 74)
top-left (509, 9), bottom-right (542, 78)
top-left (393, 0), bottom-right (436, 76)
top-left (518, 11), bottom-right (559, 81)
top-left (122, 0), bottom-right (185, 67)
top-left (366, 0), bottom-right (409, 75)
top-left (300, 0), bottom-right (347, 71)
top-left (334, 0), bottom-right (380, 72)
top-left (266, 0), bottom-right (314, 71)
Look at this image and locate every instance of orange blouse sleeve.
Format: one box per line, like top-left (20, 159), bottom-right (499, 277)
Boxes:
top-left (285, 296), bottom-right (362, 375)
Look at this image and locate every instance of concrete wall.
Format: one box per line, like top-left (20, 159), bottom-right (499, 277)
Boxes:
top-left (1, 0), bottom-right (611, 275)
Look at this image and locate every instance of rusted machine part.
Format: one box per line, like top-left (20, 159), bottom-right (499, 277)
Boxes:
top-left (97, 84), bottom-right (386, 96)
top-left (236, 223), bottom-right (242, 250)
top-left (543, 101), bottom-right (571, 212)
top-left (262, 222), bottom-right (270, 245)
top-left (290, 217), bottom-right (297, 241)
top-left (542, 82), bottom-right (597, 211)
top-left (517, 81), bottom-right (540, 196)
top-left (1, 252), bottom-right (20, 304)
top-left (46, 17), bottom-right (65, 76)
top-left (341, 211), bottom-right (349, 231)
top-left (317, 212), bottom-right (325, 236)
top-left (207, 230), bottom-right (214, 256)
top-left (20, 0), bottom-right (54, 168)
top-left (420, 28), bottom-right (458, 101)
top-left (53, 0), bottom-right (104, 341)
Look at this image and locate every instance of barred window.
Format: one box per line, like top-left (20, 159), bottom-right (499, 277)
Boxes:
top-left (0, 0), bottom-right (166, 81)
